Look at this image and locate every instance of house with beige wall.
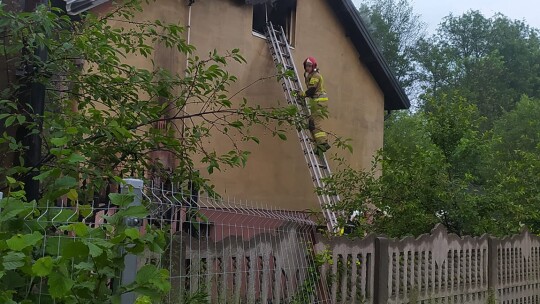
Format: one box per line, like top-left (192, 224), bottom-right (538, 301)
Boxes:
top-left (96, 0), bottom-right (410, 212)
top-left (0, 0), bottom-right (408, 212)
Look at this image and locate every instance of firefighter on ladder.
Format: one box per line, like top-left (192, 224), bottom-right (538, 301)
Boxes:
top-left (296, 57), bottom-right (331, 155)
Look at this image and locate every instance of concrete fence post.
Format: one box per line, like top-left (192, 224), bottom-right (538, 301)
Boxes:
top-left (488, 237), bottom-right (499, 300)
top-left (374, 237), bottom-right (390, 304)
top-left (120, 178), bottom-right (144, 304)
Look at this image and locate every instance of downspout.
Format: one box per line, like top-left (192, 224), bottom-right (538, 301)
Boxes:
top-left (186, 1), bottom-right (192, 67)
top-left (185, 0), bottom-right (199, 220)
top-left (182, 1), bottom-right (199, 193)
top-left (181, 1), bottom-right (192, 137)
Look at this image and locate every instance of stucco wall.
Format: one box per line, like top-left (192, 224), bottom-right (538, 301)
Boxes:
top-left (113, 0), bottom-right (385, 211)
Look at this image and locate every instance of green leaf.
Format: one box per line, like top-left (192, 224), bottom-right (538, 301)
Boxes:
top-left (50, 137), bottom-right (69, 147)
top-left (2, 252), bottom-right (25, 270)
top-left (0, 199), bottom-right (32, 222)
top-left (32, 256), bottom-right (54, 277)
top-left (78, 204), bottom-right (93, 218)
top-left (109, 193), bottom-right (135, 207)
top-left (1, 270), bottom-right (26, 289)
top-left (0, 296), bottom-right (15, 304)
top-left (135, 296), bottom-right (152, 304)
top-left (97, 266), bottom-right (116, 277)
top-left (135, 264), bottom-right (158, 284)
top-left (67, 153), bottom-right (85, 164)
top-left (53, 176), bottom-right (78, 189)
top-left (115, 205), bottom-right (148, 219)
top-left (66, 127), bottom-right (78, 135)
top-left (91, 238), bottom-right (115, 248)
top-left (108, 206), bottom-right (148, 226)
top-left (4, 116), bottom-right (15, 127)
top-left (33, 169), bottom-right (59, 182)
top-left (16, 115), bottom-right (26, 124)
top-left (61, 241), bottom-right (88, 259)
top-left (74, 261), bottom-right (94, 271)
top-left (48, 271), bottom-right (74, 298)
top-left (277, 132), bottom-right (287, 140)
top-left (124, 228), bottom-right (140, 239)
top-left (135, 265), bottom-right (171, 292)
top-left (62, 222), bottom-right (89, 237)
top-left (66, 189), bottom-right (78, 201)
top-left (75, 280), bottom-right (95, 293)
top-left (229, 120), bottom-right (244, 128)
top-left (126, 243), bottom-right (145, 254)
top-left (46, 236), bottom-right (70, 256)
top-left (6, 232), bottom-right (42, 251)
top-left (83, 241), bottom-right (104, 258)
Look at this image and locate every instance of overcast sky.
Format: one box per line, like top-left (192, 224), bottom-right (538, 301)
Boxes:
top-left (351, 0), bottom-right (540, 33)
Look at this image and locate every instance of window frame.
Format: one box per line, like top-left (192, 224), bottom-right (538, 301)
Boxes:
top-left (251, 2), bottom-right (296, 46)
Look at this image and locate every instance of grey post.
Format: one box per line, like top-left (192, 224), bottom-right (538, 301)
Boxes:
top-left (0, 192), bottom-right (3, 200)
top-left (487, 237), bottom-right (499, 300)
top-left (120, 178), bottom-right (144, 304)
top-left (374, 237), bottom-right (390, 304)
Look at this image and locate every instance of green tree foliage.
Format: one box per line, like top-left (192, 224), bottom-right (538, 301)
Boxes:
top-left (326, 95), bottom-right (489, 237)
top-left (0, 0), bottom-right (301, 301)
top-left (329, 4), bottom-right (540, 238)
top-left (358, 0), bottom-right (426, 90)
top-left (415, 11), bottom-right (540, 125)
top-left (368, 111), bottom-right (446, 237)
top-left (329, 95), bottom-right (540, 238)
top-left (326, 95), bottom-right (486, 237)
top-left (483, 96), bottom-right (540, 233)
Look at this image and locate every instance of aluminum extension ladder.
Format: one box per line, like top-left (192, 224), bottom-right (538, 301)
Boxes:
top-left (265, 22), bottom-right (339, 232)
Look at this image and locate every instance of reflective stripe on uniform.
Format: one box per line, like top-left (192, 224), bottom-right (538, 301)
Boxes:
top-left (314, 132), bottom-right (327, 138)
top-left (309, 77), bottom-right (320, 85)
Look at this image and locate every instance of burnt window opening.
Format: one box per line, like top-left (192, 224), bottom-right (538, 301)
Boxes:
top-left (252, 0), bottom-right (296, 45)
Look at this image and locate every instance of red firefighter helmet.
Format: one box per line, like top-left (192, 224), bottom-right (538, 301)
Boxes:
top-left (303, 57), bottom-right (318, 69)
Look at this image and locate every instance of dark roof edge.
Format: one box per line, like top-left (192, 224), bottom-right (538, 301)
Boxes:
top-left (327, 0), bottom-right (410, 110)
